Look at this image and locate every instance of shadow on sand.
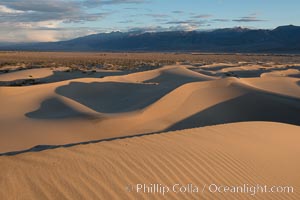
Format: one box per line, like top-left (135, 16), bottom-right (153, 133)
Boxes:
top-left (25, 67), bottom-right (210, 118)
top-left (55, 81), bottom-right (172, 113)
top-left (165, 92), bottom-right (300, 131)
top-left (54, 71), bottom-right (207, 114)
top-left (8, 87), bottom-right (300, 156)
top-left (26, 97), bottom-right (99, 119)
top-left (0, 70), bottom-right (127, 86)
top-left (198, 65), bottom-right (300, 78)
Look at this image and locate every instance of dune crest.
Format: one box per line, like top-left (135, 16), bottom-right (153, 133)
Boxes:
top-left (1, 60), bottom-right (300, 200)
top-left (1, 65), bottom-right (300, 153)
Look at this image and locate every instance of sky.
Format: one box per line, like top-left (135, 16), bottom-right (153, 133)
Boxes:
top-left (0, 0), bottom-right (299, 42)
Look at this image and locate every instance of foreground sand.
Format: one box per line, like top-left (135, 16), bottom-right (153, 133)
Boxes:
top-left (1, 122), bottom-right (300, 200)
top-left (0, 62), bottom-right (300, 199)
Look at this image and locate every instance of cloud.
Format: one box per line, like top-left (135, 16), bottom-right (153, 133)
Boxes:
top-left (0, 0), bottom-right (270, 43)
top-left (0, 11), bottom-right (108, 24)
top-left (0, 0), bottom-right (79, 13)
top-left (0, 0), bottom-right (145, 42)
top-left (233, 14), bottom-right (266, 22)
top-left (127, 24), bottom-right (201, 32)
top-left (162, 19), bottom-right (212, 31)
top-left (128, 26), bottom-right (167, 32)
top-left (0, 0), bottom-right (109, 23)
top-left (212, 19), bottom-right (230, 22)
top-left (168, 24), bottom-right (201, 31)
top-left (145, 14), bottom-right (169, 18)
top-left (83, 0), bottom-right (146, 7)
top-left (0, 5), bottom-right (24, 13)
top-left (172, 10), bottom-right (184, 14)
top-left (124, 7), bottom-right (139, 10)
top-left (165, 20), bottom-right (207, 26)
top-left (0, 23), bottom-right (59, 42)
top-left (191, 14), bottom-right (213, 19)
top-left (118, 20), bottom-right (135, 23)
top-left (0, 22), bottom-right (108, 42)
top-left (165, 14), bottom-right (212, 28)
top-left (0, 0), bottom-right (146, 23)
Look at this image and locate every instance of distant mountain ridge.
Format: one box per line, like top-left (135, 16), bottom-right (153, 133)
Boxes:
top-left (1, 25), bottom-right (300, 53)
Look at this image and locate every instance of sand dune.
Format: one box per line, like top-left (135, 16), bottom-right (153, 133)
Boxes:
top-left (195, 63), bottom-right (300, 78)
top-left (241, 76), bottom-right (300, 99)
top-left (0, 67), bottom-right (126, 86)
top-left (1, 63), bottom-right (300, 199)
top-left (1, 122), bottom-right (299, 200)
top-left (0, 68), bottom-right (54, 81)
top-left (261, 68), bottom-right (300, 78)
top-left (0, 64), bottom-right (300, 154)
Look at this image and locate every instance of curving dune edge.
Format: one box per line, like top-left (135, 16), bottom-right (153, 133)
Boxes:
top-left (1, 122), bottom-right (300, 200)
top-left (1, 63), bottom-right (300, 199)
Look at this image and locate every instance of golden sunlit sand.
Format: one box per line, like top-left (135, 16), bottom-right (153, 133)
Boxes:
top-left (0, 53), bottom-right (300, 199)
top-left (1, 122), bottom-right (300, 200)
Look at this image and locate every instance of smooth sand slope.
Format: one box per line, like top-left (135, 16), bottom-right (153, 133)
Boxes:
top-left (0, 63), bottom-right (300, 200)
top-left (1, 122), bottom-right (300, 200)
top-left (0, 64), bottom-right (300, 153)
top-left (0, 67), bottom-right (126, 86)
top-left (0, 68), bottom-right (54, 81)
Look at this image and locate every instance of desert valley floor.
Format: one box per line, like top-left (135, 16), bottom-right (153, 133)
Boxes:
top-left (0, 54), bottom-right (300, 199)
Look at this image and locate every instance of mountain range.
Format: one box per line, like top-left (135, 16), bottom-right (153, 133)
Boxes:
top-left (1, 25), bottom-right (300, 53)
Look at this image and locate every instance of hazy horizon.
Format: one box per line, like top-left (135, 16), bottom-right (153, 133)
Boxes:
top-left (0, 0), bottom-right (299, 43)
